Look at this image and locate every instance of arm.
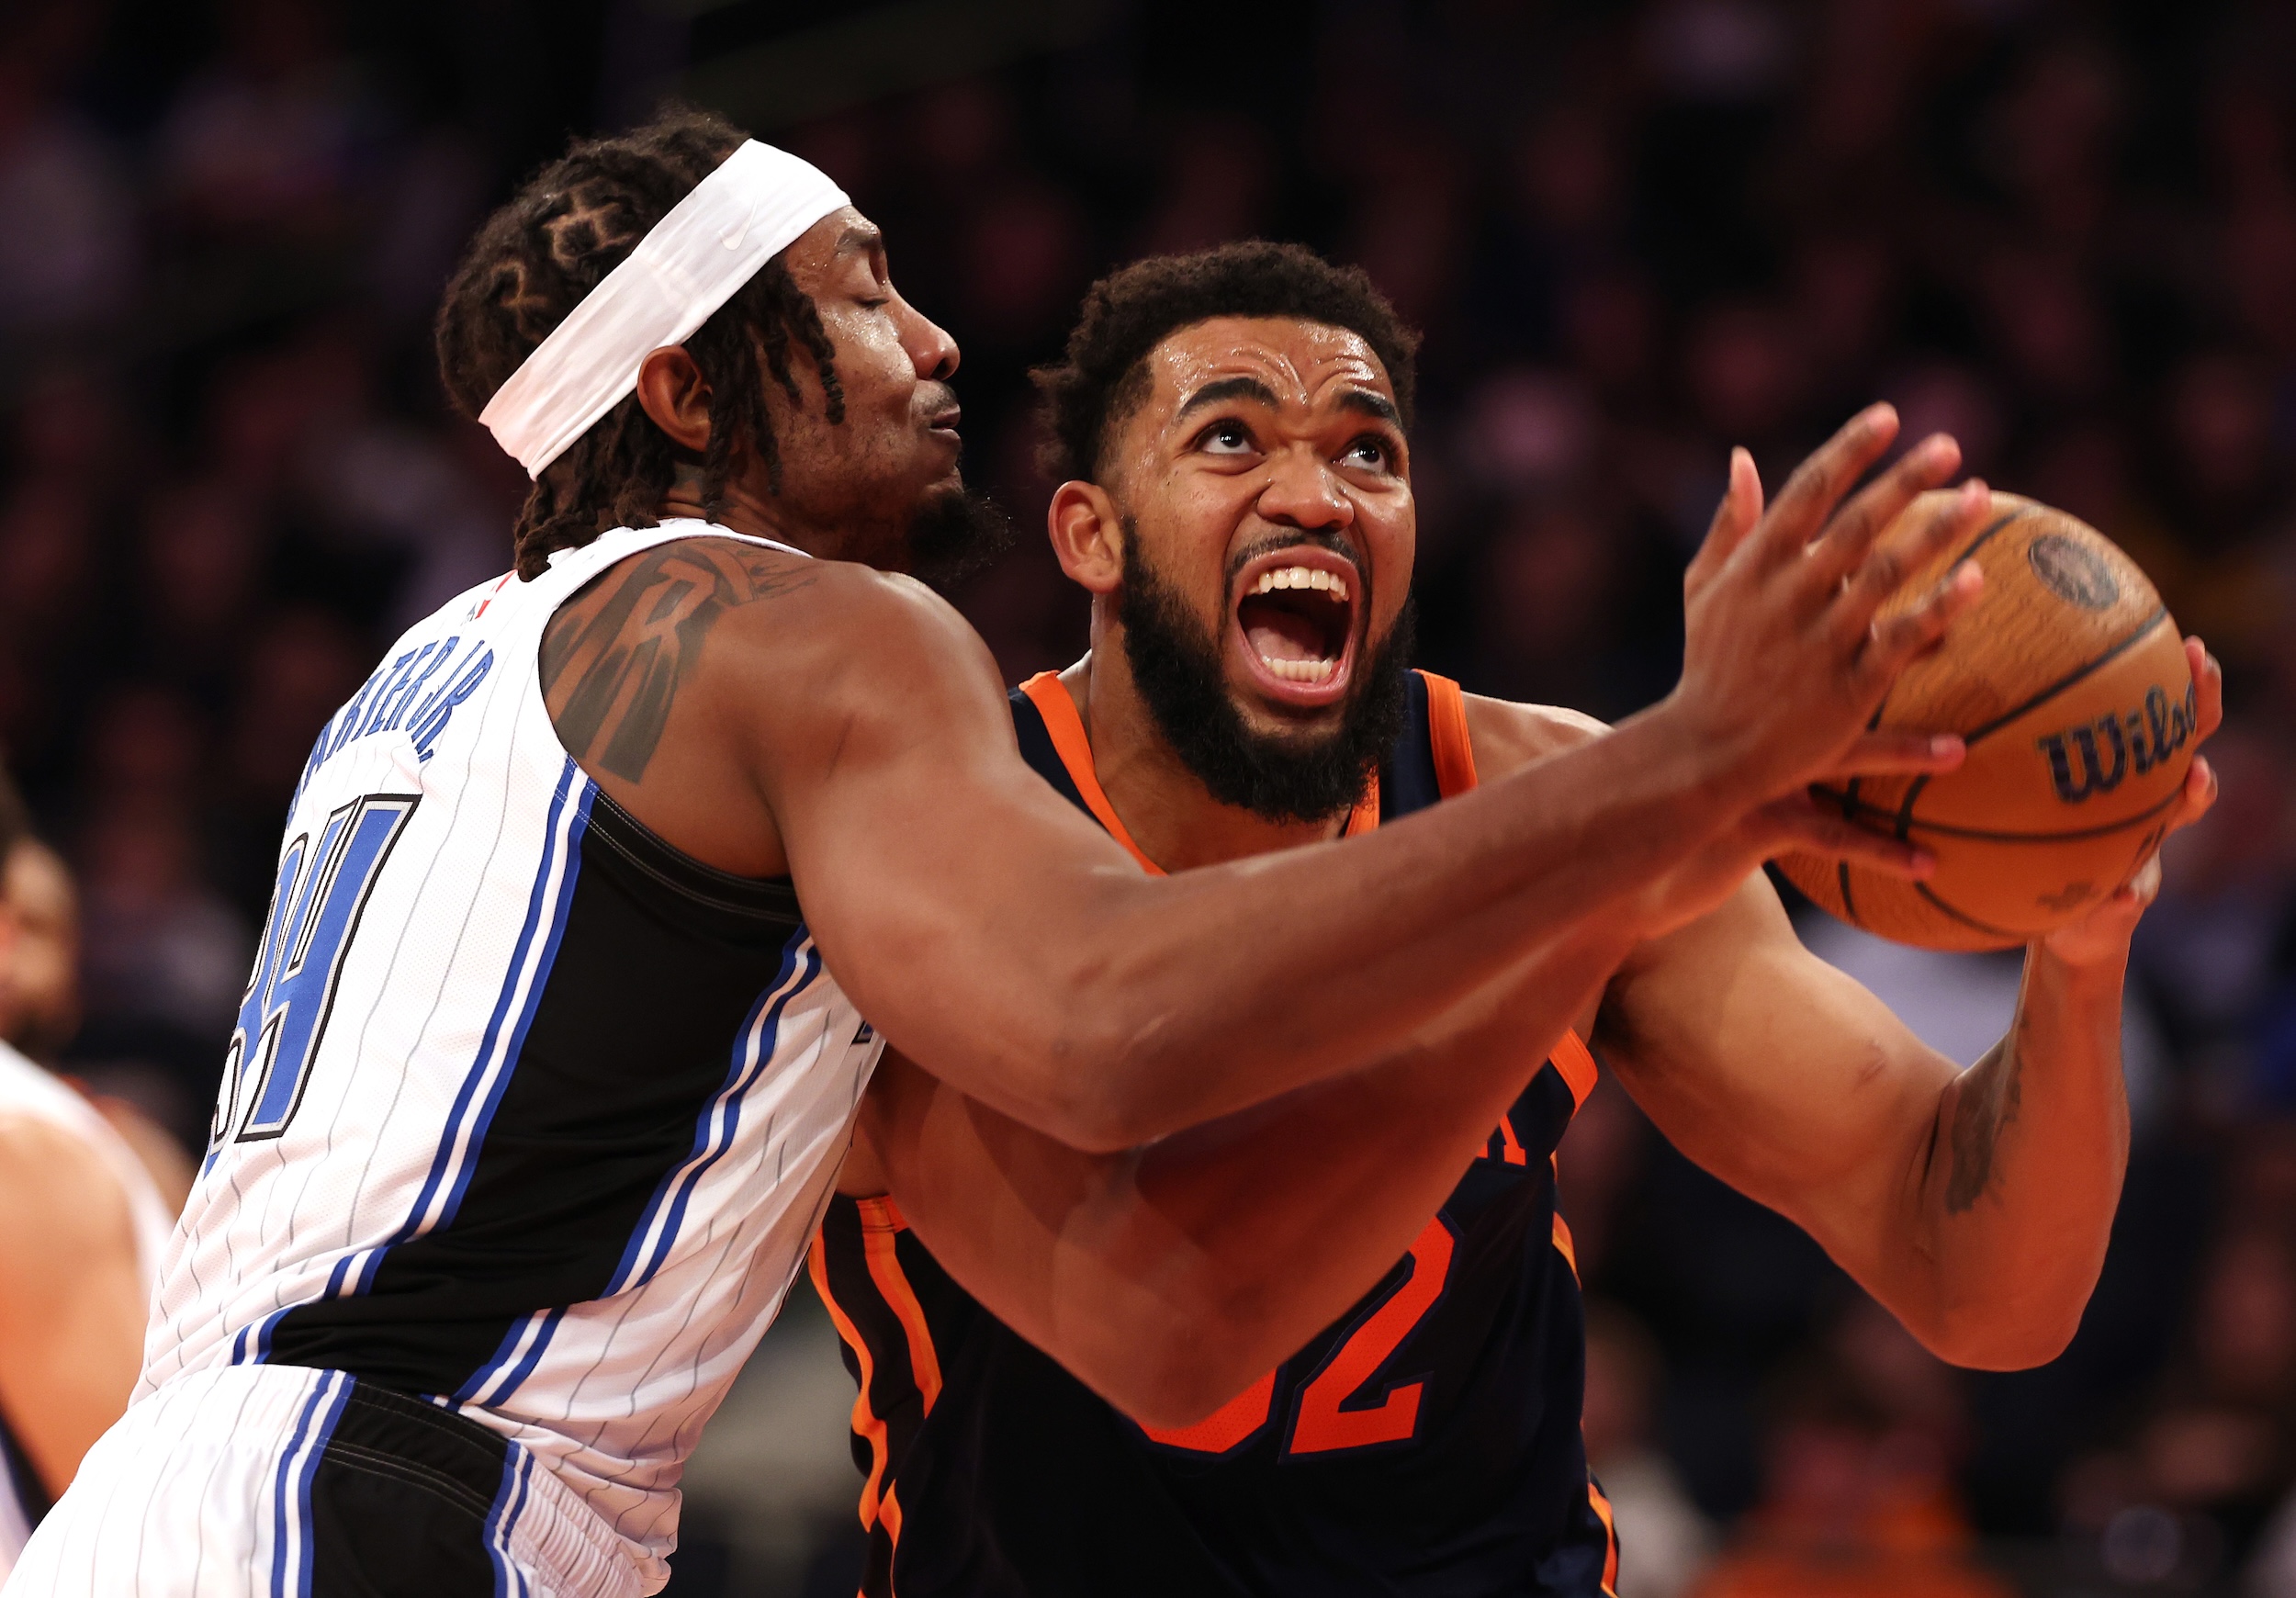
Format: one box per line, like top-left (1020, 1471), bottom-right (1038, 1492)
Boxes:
top-left (853, 925), bottom-right (1625, 1428)
top-left (1596, 648), bottom-right (2220, 1368)
top-left (766, 425), bottom-right (1990, 1150)
top-left (848, 699), bottom-right (1835, 1426)
top-left (553, 411), bottom-right (1983, 1151)
top-left (0, 1115), bottom-right (146, 1495)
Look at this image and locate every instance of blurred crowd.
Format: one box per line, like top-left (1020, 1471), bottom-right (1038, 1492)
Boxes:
top-left (1, 0), bottom-right (2292, 1593)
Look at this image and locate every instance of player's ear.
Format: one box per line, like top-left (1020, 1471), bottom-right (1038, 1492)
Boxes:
top-left (635, 346), bottom-right (715, 454)
top-left (1047, 480), bottom-right (1125, 595)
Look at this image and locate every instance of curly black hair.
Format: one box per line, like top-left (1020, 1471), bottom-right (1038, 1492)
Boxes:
top-left (1030, 241), bottom-right (1421, 486)
top-left (434, 107), bottom-right (845, 579)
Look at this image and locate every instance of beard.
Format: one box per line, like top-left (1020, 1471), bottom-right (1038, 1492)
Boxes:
top-left (906, 484), bottom-right (1015, 594)
top-left (1118, 529), bottom-right (1414, 826)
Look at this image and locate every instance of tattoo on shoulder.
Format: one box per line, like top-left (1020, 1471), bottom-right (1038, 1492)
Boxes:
top-left (540, 539), bottom-right (817, 783)
top-left (1941, 1031), bottom-right (2025, 1215)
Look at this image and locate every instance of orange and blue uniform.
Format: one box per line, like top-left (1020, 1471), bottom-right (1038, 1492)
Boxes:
top-left (811, 670), bottom-right (1619, 1596)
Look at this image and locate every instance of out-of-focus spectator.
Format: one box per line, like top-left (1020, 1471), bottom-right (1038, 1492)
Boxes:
top-left (1586, 1300), bottom-right (1716, 1598)
top-left (1690, 1301), bottom-right (2013, 1598)
top-left (153, 0), bottom-right (379, 246)
top-left (2063, 1219), bottom-right (2296, 1583)
top-left (0, 1), bottom-right (137, 344)
top-left (73, 789), bottom-right (250, 1126)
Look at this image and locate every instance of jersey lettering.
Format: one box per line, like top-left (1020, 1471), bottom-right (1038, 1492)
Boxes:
top-left (220, 794), bottom-right (419, 1144)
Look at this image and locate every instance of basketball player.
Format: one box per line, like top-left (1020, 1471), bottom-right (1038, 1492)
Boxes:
top-left (0, 778), bottom-right (174, 1581)
top-left (11, 113), bottom-right (1983, 1597)
top-left (811, 243), bottom-right (2225, 1596)
top-left (0, 818), bottom-right (195, 1211)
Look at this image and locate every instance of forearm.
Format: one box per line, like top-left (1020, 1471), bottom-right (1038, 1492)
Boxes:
top-left (878, 927), bottom-right (1632, 1426)
top-left (1907, 945), bottom-right (2131, 1367)
top-left (949, 703), bottom-right (1737, 1147)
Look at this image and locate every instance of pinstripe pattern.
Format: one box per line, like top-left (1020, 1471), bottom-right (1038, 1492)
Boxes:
top-left (265, 1369), bottom-right (349, 1598)
top-left (129, 521), bottom-right (887, 1590)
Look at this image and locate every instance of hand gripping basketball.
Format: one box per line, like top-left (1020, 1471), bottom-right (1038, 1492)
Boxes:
top-left (1663, 404), bottom-right (1990, 882)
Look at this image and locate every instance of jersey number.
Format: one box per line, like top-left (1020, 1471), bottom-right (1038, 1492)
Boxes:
top-left (1140, 1214), bottom-right (1457, 1457)
top-left (220, 794), bottom-right (419, 1144)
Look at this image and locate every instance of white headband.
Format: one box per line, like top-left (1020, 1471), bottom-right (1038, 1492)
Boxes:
top-left (479, 140), bottom-right (850, 478)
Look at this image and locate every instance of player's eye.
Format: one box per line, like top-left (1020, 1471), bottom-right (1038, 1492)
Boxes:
top-left (1342, 435), bottom-right (1393, 472)
top-left (1196, 420), bottom-right (1257, 456)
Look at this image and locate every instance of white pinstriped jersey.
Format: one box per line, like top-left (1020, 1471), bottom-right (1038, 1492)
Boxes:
top-left (140, 520), bottom-right (884, 1586)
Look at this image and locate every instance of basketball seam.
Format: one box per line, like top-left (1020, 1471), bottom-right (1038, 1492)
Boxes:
top-left (1856, 511), bottom-right (2025, 744)
top-left (1911, 882), bottom-right (2026, 945)
top-left (1955, 607), bottom-right (2172, 748)
top-left (1890, 606), bottom-right (2172, 839)
top-left (1835, 783), bottom-right (2184, 844)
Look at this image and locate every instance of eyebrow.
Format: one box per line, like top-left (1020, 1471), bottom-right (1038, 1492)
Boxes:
top-left (1174, 376), bottom-right (1280, 424)
top-left (835, 222), bottom-right (883, 256)
top-left (1336, 389), bottom-right (1403, 427)
top-left (1172, 377), bottom-right (1404, 431)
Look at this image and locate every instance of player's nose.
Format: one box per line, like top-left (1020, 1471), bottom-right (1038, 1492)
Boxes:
top-left (899, 294), bottom-right (960, 382)
top-left (1255, 446), bottom-right (1352, 533)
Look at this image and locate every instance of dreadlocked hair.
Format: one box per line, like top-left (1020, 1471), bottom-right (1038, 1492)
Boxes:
top-left (435, 106), bottom-right (846, 579)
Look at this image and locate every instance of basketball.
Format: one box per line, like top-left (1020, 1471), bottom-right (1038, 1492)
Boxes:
top-left (1778, 491), bottom-right (2195, 951)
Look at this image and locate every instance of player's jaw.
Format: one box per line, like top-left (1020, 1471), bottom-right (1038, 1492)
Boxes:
top-left (1226, 538), bottom-right (1365, 714)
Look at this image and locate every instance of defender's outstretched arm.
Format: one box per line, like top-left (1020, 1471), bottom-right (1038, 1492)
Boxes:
top-left (758, 417), bottom-right (1986, 1151)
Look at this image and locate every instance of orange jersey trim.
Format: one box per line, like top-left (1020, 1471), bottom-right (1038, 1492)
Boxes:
top-left (1422, 671), bottom-right (1479, 799)
top-left (1551, 1212), bottom-right (1581, 1282)
top-left (1018, 671), bottom-right (1378, 877)
top-left (857, 1198), bottom-right (943, 1418)
top-left (808, 1233), bottom-right (892, 1530)
top-left (1551, 1030), bottom-right (1599, 1109)
top-left (1587, 1473), bottom-right (1622, 1595)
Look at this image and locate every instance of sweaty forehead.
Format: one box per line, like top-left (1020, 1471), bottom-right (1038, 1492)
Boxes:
top-left (1142, 316), bottom-right (1393, 420)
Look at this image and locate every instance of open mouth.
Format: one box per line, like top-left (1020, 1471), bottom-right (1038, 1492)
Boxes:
top-left (1230, 546), bottom-right (1361, 707)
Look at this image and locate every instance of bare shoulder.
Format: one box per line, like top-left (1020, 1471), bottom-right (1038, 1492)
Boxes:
top-left (1458, 691), bottom-right (1612, 782)
top-left (0, 1114), bottom-right (133, 1288)
top-left (540, 534), bottom-right (996, 782)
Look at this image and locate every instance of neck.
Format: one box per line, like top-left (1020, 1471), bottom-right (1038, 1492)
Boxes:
top-left (657, 460), bottom-right (853, 562)
top-left (1063, 628), bottom-right (1351, 873)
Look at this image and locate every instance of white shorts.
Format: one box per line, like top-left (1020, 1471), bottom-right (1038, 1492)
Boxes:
top-left (3, 1365), bottom-right (644, 1597)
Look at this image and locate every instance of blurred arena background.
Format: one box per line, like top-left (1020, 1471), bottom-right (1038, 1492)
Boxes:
top-left (2, 0), bottom-right (2293, 1592)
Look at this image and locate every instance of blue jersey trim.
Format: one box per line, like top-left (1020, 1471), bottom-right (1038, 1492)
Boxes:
top-left (607, 928), bottom-right (821, 1298)
top-left (269, 1369), bottom-right (351, 1598)
top-left (340, 757), bottom-right (591, 1301)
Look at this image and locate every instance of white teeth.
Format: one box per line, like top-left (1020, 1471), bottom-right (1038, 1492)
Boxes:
top-left (1257, 654), bottom-right (1337, 684)
top-left (1248, 565), bottom-right (1351, 601)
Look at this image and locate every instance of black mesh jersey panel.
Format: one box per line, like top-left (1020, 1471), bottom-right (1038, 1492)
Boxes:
top-left (815, 671), bottom-right (1616, 1597)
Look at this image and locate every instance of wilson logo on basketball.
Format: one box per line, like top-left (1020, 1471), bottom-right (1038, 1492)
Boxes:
top-left (2035, 681), bottom-right (2199, 805)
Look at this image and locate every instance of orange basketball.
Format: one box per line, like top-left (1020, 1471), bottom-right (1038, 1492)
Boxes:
top-left (1778, 491), bottom-right (2195, 951)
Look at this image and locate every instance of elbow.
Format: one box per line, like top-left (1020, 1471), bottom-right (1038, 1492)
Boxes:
top-left (1917, 1298), bottom-right (2088, 1372)
top-left (1050, 1268), bottom-right (1280, 1432)
top-left (1094, 1322), bottom-right (1275, 1435)
top-left (1024, 991), bottom-right (1190, 1155)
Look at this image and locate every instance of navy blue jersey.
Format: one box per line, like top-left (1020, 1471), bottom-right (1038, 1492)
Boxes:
top-left (812, 670), bottom-right (1618, 1597)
